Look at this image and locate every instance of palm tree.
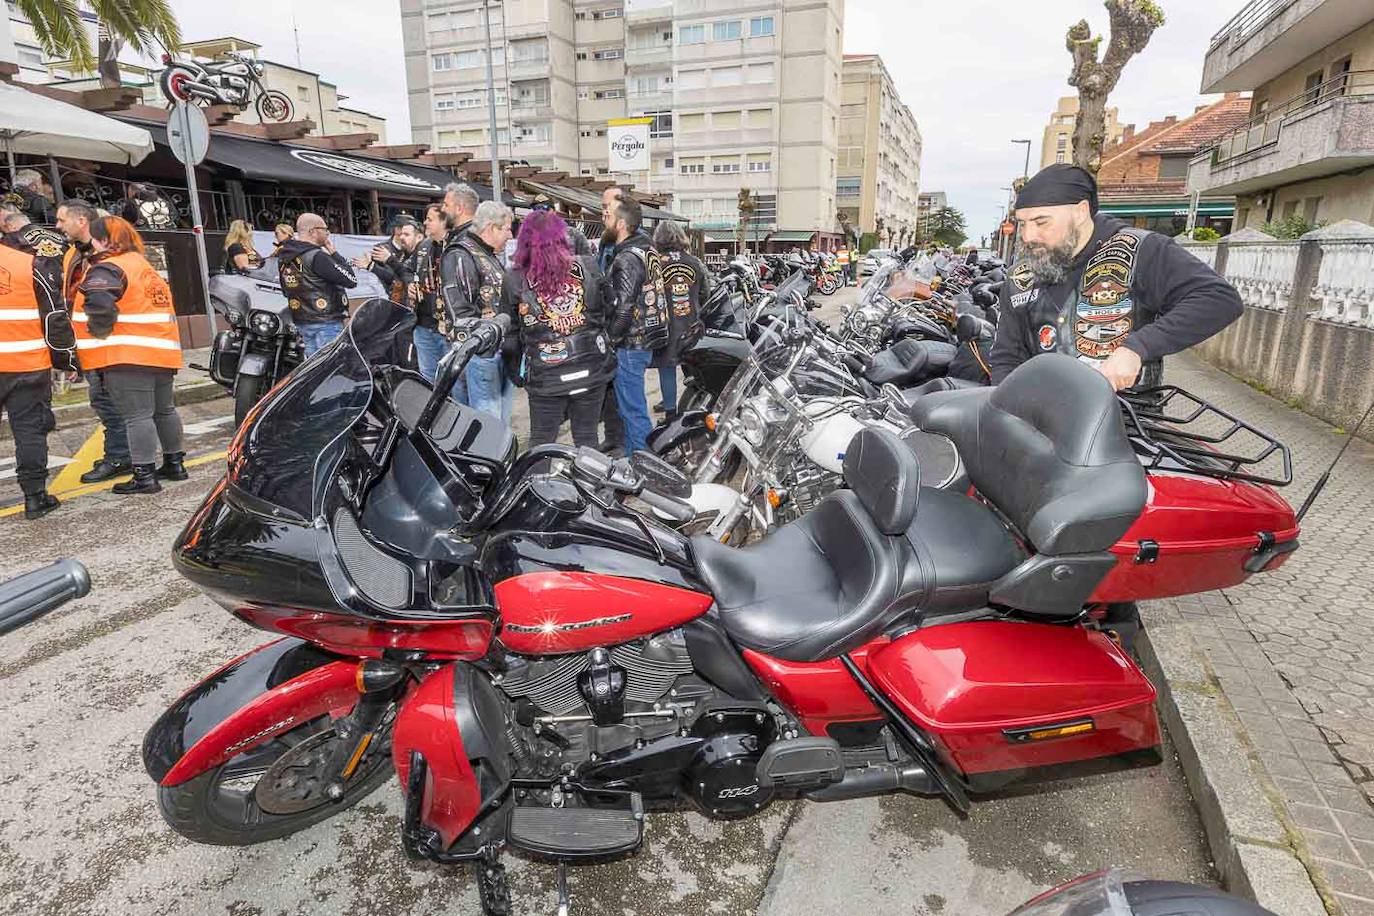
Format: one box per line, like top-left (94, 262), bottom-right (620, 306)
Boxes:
top-left (16, 1), bottom-right (182, 88)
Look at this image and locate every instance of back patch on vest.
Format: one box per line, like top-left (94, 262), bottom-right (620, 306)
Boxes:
top-left (1075, 231), bottom-right (1140, 361)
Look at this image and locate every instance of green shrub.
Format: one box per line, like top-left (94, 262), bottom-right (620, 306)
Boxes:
top-left (1191, 227), bottom-right (1221, 242)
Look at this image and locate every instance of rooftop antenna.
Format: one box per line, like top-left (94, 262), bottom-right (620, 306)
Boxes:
top-left (292, 4), bottom-right (303, 68)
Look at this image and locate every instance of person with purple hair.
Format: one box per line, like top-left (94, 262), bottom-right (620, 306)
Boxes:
top-left (500, 209), bottom-right (615, 448)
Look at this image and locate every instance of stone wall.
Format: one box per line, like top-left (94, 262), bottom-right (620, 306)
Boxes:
top-left (1181, 220), bottom-right (1374, 436)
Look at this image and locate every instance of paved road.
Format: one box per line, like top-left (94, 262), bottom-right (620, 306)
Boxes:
top-left (0, 286), bottom-right (1216, 915)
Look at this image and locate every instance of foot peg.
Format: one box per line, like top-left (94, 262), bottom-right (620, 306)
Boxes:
top-left (506, 793), bottom-right (645, 859)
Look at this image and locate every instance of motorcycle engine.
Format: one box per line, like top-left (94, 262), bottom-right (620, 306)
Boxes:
top-left (686, 707), bottom-right (778, 817)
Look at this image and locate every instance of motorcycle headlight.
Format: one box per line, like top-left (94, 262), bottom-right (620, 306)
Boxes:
top-left (249, 310), bottom-right (281, 336)
top-left (739, 404), bottom-right (767, 447)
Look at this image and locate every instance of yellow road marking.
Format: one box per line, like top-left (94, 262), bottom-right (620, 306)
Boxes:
top-left (0, 451), bottom-right (227, 519)
top-left (48, 429), bottom-right (108, 495)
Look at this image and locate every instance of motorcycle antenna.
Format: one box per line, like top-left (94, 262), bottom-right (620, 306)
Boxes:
top-left (1296, 397), bottom-right (1374, 524)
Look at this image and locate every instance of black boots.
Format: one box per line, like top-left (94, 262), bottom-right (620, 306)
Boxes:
top-left (156, 451), bottom-right (188, 481)
top-left (23, 492), bottom-right (59, 519)
top-left (112, 464), bottom-right (162, 495)
top-left (80, 458), bottom-right (132, 483)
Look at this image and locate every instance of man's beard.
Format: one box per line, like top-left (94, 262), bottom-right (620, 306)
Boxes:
top-left (1019, 225), bottom-right (1082, 286)
top-left (600, 225), bottom-right (618, 248)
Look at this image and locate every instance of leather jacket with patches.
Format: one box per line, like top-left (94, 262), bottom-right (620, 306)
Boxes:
top-left (276, 238), bottom-right (358, 324)
top-left (1, 224), bottom-right (77, 371)
top-left (607, 231), bottom-right (670, 351)
top-left (500, 255), bottom-right (614, 397)
top-left (367, 239), bottom-right (418, 306)
top-left (438, 227), bottom-right (504, 338)
top-left (652, 248), bottom-right (709, 366)
top-left (412, 237), bottom-right (443, 330)
top-left (989, 213), bottom-right (1244, 386)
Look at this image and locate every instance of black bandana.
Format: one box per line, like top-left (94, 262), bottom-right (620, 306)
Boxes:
top-left (1015, 164), bottom-right (1099, 214)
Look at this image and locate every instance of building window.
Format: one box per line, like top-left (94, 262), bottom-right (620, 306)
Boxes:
top-left (1055, 151), bottom-right (1065, 163)
top-left (632, 76), bottom-right (659, 95)
top-left (595, 87), bottom-right (625, 99)
top-left (836, 178), bottom-right (861, 196)
top-left (453, 50), bottom-right (482, 69)
top-left (746, 108), bottom-right (772, 129)
top-left (593, 47), bottom-right (624, 60)
top-left (713, 110), bottom-right (741, 129)
top-left (678, 69), bottom-right (706, 90)
top-left (712, 159), bottom-right (741, 174)
top-left (746, 62), bottom-right (773, 84)
top-left (713, 20), bottom-right (742, 41)
top-left (580, 129), bottom-right (592, 138)
top-left (679, 25), bottom-right (705, 44)
top-left (594, 7), bottom-right (622, 19)
top-left (749, 16), bottom-right (775, 37)
top-left (747, 155), bottom-right (770, 172)
top-left (680, 112), bottom-right (706, 132)
top-left (680, 159), bottom-right (705, 174)
top-left (646, 110), bottom-right (673, 138)
top-left (435, 96), bottom-right (456, 111)
top-left (712, 66), bottom-right (742, 87)
top-left (297, 85), bottom-right (310, 100)
top-left (664, 157), bottom-right (674, 167)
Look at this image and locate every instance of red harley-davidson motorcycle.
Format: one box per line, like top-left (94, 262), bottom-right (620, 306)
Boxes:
top-left (143, 299), bottom-right (1300, 915)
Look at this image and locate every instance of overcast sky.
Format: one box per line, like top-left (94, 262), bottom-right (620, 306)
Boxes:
top-left (164, 0), bottom-right (1241, 240)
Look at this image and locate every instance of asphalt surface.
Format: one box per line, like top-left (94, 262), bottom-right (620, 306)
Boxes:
top-left (0, 285), bottom-right (1216, 915)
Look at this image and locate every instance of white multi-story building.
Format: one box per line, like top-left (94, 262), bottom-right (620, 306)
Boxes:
top-left (401, 0), bottom-right (845, 236)
top-left (836, 53), bottom-right (920, 241)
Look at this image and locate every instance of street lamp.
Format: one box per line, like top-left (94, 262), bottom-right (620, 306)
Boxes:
top-left (483, 0), bottom-right (502, 198)
top-left (1012, 139), bottom-right (1032, 178)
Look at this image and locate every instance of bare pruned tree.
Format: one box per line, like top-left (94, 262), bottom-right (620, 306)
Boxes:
top-left (1066, 0), bottom-right (1165, 172)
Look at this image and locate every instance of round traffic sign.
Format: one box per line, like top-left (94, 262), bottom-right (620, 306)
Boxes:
top-left (168, 102), bottom-right (210, 167)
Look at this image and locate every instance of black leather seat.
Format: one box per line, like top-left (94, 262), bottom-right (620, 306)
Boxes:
top-left (910, 354), bottom-right (1147, 555)
top-left (894, 488), bottom-right (1025, 616)
top-left (864, 339), bottom-right (957, 387)
top-left (901, 376), bottom-right (984, 400)
top-left (691, 428), bottom-right (917, 662)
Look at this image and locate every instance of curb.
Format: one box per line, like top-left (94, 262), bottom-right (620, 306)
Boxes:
top-left (47, 380), bottom-right (228, 432)
top-left (1138, 601), bottom-right (1329, 916)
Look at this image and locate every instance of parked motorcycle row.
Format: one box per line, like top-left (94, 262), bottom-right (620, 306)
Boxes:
top-left (114, 223), bottom-right (1302, 914)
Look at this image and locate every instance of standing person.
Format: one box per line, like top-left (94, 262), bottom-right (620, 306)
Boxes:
top-left (990, 163), bottom-right (1243, 390)
top-left (0, 217), bottom-right (78, 518)
top-left (1, 200), bottom-right (70, 334)
top-left (596, 186), bottom-right (625, 452)
top-left (70, 216), bottom-right (185, 495)
top-left (276, 213), bottom-right (357, 357)
top-left (836, 245), bottom-right (852, 285)
top-left (650, 220), bottom-right (708, 419)
top-left (411, 203), bottom-right (450, 382)
top-left (57, 199), bottom-right (131, 483)
top-left (5, 169), bottom-right (56, 225)
top-left (355, 217), bottom-right (419, 305)
top-left (606, 196), bottom-right (669, 455)
top-left (439, 200), bottom-right (513, 417)
top-left (500, 210), bottom-right (613, 447)
top-left (222, 219), bottom-right (263, 275)
top-left (269, 223), bottom-right (292, 258)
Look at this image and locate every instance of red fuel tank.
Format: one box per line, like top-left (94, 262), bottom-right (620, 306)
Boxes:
top-left (494, 571), bottom-right (713, 655)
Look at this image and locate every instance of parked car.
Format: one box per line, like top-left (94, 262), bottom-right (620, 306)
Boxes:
top-left (857, 247), bottom-right (893, 276)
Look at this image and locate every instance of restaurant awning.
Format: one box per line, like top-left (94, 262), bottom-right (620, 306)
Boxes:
top-left (768, 230), bottom-right (816, 243)
top-left (1099, 201), bottom-right (1235, 217)
top-left (521, 178), bottom-right (684, 222)
top-left (1, 82), bottom-right (154, 166)
top-left (132, 120), bottom-right (505, 200)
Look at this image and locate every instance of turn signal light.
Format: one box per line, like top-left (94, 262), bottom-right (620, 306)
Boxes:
top-left (704, 413), bottom-right (718, 432)
top-left (1004, 719), bottom-right (1095, 743)
top-left (767, 489), bottom-right (783, 508)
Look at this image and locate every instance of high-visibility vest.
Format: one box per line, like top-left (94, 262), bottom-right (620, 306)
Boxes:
top-left (71, 250), bottom-right (182, 371)
top-left (836, 249), bottom-right (851, 265)
top-left (0, 244), bottom-right (51, 373)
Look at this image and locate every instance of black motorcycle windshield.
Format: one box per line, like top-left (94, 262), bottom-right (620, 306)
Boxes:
top-left (226, 298), bottom-right (411, 523)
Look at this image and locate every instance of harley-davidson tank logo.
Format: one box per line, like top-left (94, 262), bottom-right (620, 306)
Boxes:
top-left (504, 614), bottom-right (633, 635)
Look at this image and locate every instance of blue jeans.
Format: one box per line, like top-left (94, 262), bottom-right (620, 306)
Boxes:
top-left (298, 320), bottom-right (345, 358)
top-left (615, 348), bottom-right (654, 455)
top-left (458, 354), bottom-right (510, 419)
top-left (413, 326), bottom-right (449, 382)
top-left (657, 365), bottom-right (678, 413)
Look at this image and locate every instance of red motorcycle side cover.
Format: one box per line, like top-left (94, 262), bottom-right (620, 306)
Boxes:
top-left (866, 621), bottom-right (1159, 775)
top-left (1091, 472), bottom-right (1298, 602)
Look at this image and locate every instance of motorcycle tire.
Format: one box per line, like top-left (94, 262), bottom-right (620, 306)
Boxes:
top-left (234, 376), bottom-right (265, 428)
top-left (818, 275), bottom-right (838, 296)
top-left (256, 90), bottom-right (294, 123)
top-left (156, 720), bottom-right (393, 846)
top-left (159, 66), bottom-right (196, 104)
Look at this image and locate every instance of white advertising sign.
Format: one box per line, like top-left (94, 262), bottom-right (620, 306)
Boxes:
top-left (607, 119), bottom-right (652, 172)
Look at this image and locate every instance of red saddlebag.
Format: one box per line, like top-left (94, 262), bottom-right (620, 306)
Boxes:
top-left (866, 621), bottom-right (1159, 779)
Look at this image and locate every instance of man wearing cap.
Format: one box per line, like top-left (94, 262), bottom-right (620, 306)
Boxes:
top-left (989, 163), bottom-right (1242, 391)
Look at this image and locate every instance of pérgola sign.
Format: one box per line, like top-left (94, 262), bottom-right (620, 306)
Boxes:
top-left (607, 117), bottom-right (652, 171)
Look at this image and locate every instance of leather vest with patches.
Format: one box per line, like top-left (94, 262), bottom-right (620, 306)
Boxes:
top-left (512, 256), bottom-right (613, 396)
top-left (454, 234), bottom-right (503, 322)
top-left (1060, 227), bottom-right (1149, 366)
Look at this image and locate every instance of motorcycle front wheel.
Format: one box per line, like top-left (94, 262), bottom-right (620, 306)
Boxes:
top-left (157, 718), bottom-right (393, 846)
top-left (233, 375), bottom-right (265, 428)
top-left (256, 90), bottom-right (294, 123)
top-left (159, 66), bottom-right (196, 103)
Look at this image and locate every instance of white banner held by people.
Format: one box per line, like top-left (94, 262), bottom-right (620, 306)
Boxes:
top-left (607, 118), bottom-right (652, 173)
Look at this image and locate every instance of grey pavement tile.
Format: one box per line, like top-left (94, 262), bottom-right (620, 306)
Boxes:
top-left (1228, 692), bottom-right (1273, 714)
top-left (1290, 802), bottom-right (1342, 833)
top-left (1303, 829), bottom-right (1364, 867)
top-left (1319, 861), bottom-right (1374, 901)
top-left (1336, 894), bottom-right (1374, 916)
top-left (1354, 840), bottom-right (1374, 867)
top-left (1292, 738), bottom-right (1341, 764)
top-left (1260, 751), bottom-right (1315, 782)
top-left (1322, 785), bottom-right (1374, 815)
top-left (1311, 760), bottom-right (1361, 787)
top-left (1337, 810), bottom-right (1374, 842)
top-left (1277, 777), bottom-right (1326, 807)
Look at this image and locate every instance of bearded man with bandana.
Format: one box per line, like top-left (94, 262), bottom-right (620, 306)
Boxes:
top-left (989, 164), bottom-right (1243, 391)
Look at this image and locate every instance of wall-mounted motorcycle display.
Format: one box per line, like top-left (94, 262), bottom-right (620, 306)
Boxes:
top-left (158, 51), bottom-right (294, 123)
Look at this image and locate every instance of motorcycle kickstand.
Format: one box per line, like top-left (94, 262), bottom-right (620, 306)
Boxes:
top-left (556, 861), bottom-right (571, 916)
top-left (474, 848), bottom-right (512, 916)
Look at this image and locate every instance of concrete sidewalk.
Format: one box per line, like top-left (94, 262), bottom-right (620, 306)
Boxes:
top-left (1133, 352), bottom-right (1374, 916)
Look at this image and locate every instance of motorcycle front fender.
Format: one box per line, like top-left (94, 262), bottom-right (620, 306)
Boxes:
top-left (647, 409), bottom-right (708, 455)
top-left (142, 638), bottom-right (358, 787)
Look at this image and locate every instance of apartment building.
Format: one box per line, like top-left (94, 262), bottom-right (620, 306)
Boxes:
top-left (1188, 0), bottom-right (1374, 229)
top-left (401, 0), bottom-right (845, 236)
top-left (836, 54), bottom-right (921, 240)
top-left (1040, 96), bottom-right (1126, 169)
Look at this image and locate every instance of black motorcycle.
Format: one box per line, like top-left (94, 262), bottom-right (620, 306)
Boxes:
top-left (205, 274), bottom-right (304, 427)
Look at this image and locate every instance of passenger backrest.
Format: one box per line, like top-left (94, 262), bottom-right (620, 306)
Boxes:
top-left (841, 427), bottom-right (920, 535)
top-left (912, 354), bottom-right (1147, 554)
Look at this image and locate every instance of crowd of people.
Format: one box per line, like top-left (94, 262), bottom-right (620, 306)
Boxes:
top-left (0, 189), bottom-right (186, 520)
top-left (219, 180), bottom-right (710, 456)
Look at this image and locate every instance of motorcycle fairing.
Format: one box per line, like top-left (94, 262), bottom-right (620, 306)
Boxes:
top-left (143, 638), bottom-right (358, 786)
top-left (394, 663), bottom-right (512, 851)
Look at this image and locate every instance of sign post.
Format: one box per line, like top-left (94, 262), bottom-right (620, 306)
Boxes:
top-left (167, 102), bottom-right (215, 344)
top-left (607, 117), bottom-right (653, 191)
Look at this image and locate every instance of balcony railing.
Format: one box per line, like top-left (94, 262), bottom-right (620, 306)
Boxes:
top-left (1209, 70), bottom-right (1374, 163)
top-left (1208, 0), bottom-right (1297, 50)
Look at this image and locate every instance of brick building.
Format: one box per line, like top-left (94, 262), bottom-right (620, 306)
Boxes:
top-left (1096, 92), bottom-right (1251, 236)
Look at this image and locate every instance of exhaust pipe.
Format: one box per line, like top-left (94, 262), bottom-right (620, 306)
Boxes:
top-left (805, 764), bottom-right (935, 802)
